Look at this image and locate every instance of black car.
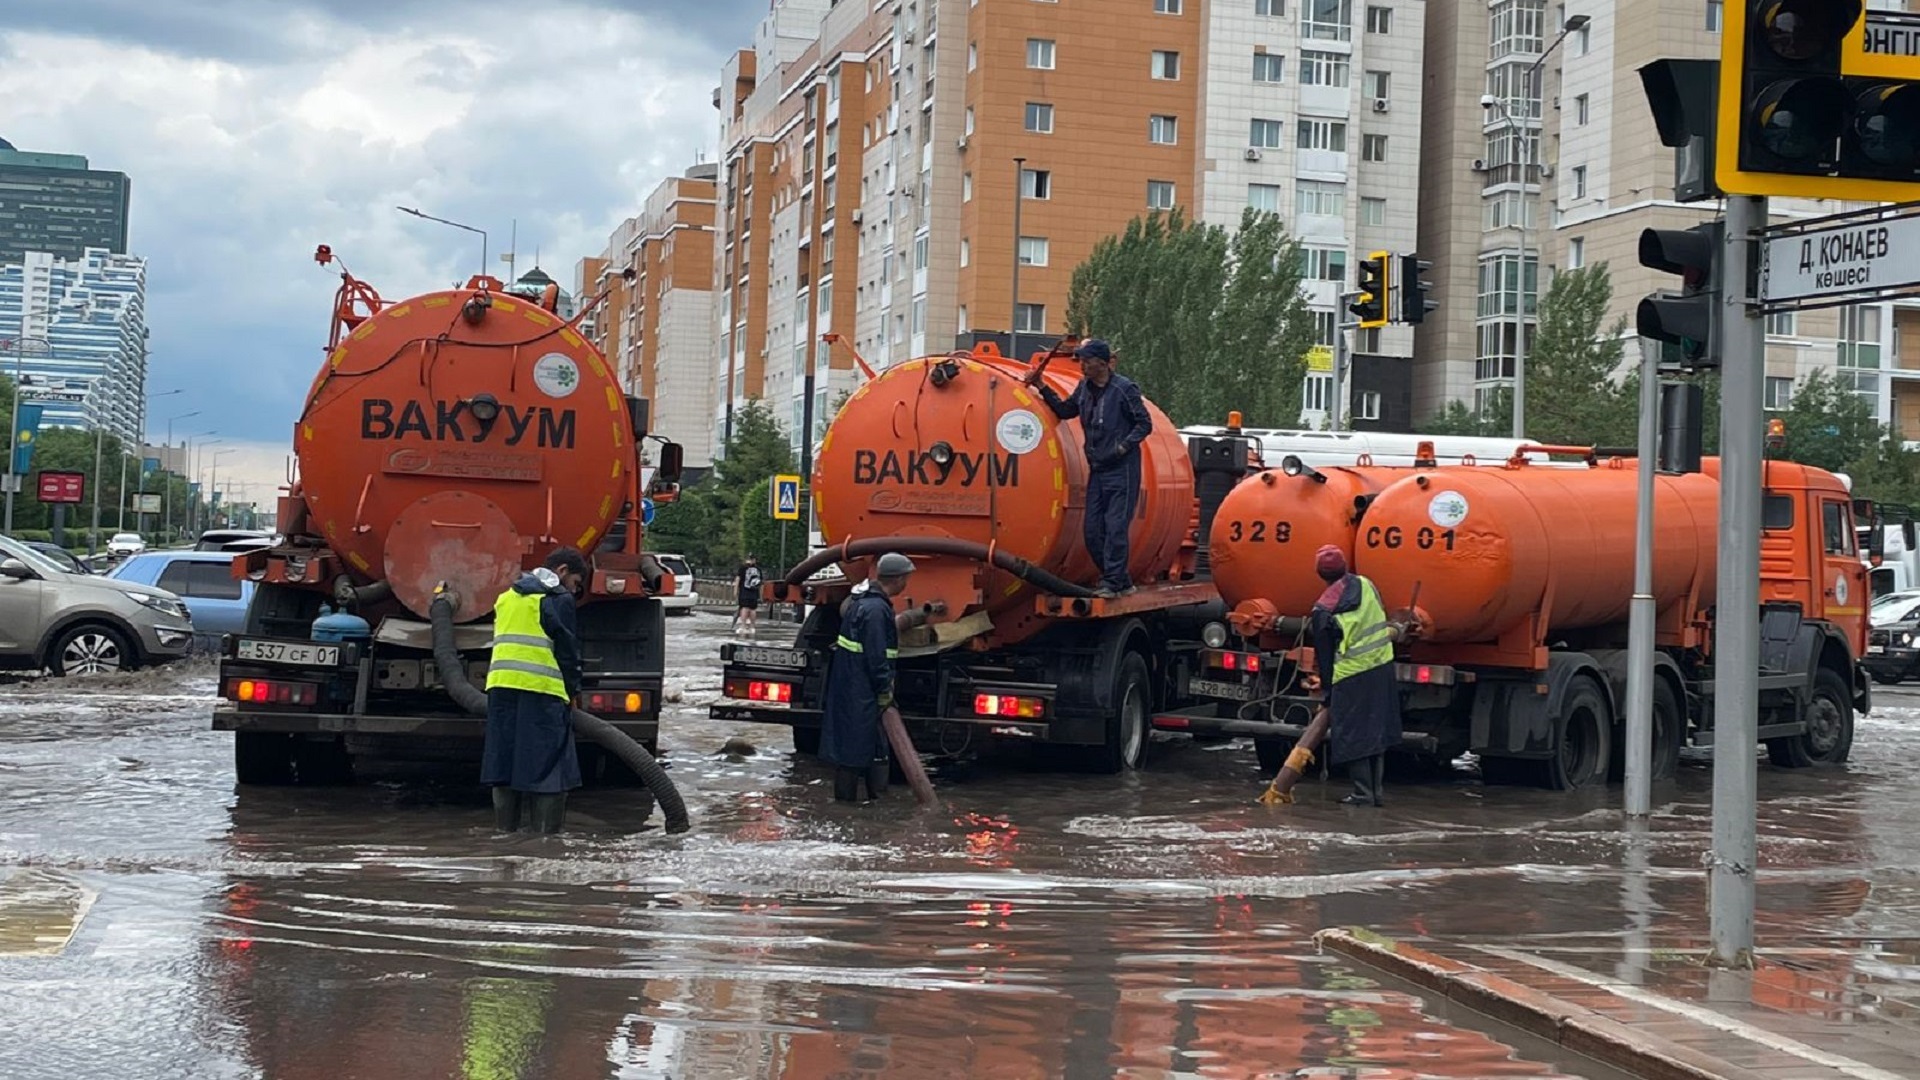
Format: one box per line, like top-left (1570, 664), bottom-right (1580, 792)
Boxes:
top-left (26, 542), bottom-right (91, 575)
top-left (1867, 598), bottom-right (1920, 685)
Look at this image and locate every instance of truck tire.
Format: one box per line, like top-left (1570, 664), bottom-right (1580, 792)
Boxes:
top-left (793, 727), bottom-right (822, 756)
top-left (1091, 653), bottom-right (1152, 774)
top-left (1609, 677), bottom-right (1684, 783)
top-left (1254, 736), bottom-right (1294, 776)
top-left (1542, 676), bottom-right (1612, 791)
top-left (1767, 666), bottom-right (1854, 768)
top-left (235, 732), bottom-right (295, 785)
top-left (292, 737), bottom-right (354, 785)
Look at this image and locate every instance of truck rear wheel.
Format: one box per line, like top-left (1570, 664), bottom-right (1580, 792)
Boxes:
top-left (234, 732), bottom-right (295, 785)
top-left (1543, 676), bottom-right (1612, 791)
top-left (1609, 677), bottom-right (1684, 783)
top-left (793, 727), bottom-right (822, 756)
top-left (1767, 666), bottom-right (1854, 768)
top-left (1091, 653), bottom-right (1151, 774)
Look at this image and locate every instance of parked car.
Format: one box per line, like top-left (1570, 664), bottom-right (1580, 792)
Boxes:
top-left (195, 529), bottom-right (274, 553)
top-left (107, 532), bottom-right (147, 557)
top-left (1867, 594), bottom-right (1920, 685)
top-left (653, 553), bottom-right (698, 615)
top-left (0, 534), bottom-right (194, 676)
top-left (109, 551), bottom-right (256, 649)
top-left (26, 542), bottom-right (91, 575)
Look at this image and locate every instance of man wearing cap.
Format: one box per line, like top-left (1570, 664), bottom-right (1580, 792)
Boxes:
top-left (820, 552), bottom-right (916, 802)
top-left (1024, 338), bottom-right (1153, 598)
top-left (1308, 544), bottom-right (1405, 806)
top-left (482, 547), bottom-right (590, 832)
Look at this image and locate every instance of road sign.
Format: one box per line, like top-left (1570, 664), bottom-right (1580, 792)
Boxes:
top-left (641, 497), bottom-right (656, 526)
top-left (1760, 214), bottom-right (1920, 305)
top-left (37, 471), bottom-right (84, 504)
top-left (772, 475), bottom-right (801, 521)
top-left (135, 493), bottom-right (162, 514)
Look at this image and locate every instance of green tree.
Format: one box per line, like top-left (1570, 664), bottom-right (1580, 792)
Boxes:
top-left (1523, 265), bottom-right (1635, 448)
top-left (1066, 208), bottom-right (1314, 427)
top-left (1424, 388), bottom-right (1512, 438)
top-left (642, 399), bottom-right (795, 575)
top-left (1775, 369), bottom-right (1882, 474)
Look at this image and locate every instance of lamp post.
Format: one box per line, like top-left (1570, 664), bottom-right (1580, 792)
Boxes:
top-left (3, 335), bottom-right (55, 534)
top-left (397, 206), bottom-right (489, 277)
top-left (185, 431), bottom-right (219, 540)
top-left (1487, 12), bottom-right (1591, 439)
top-left (161, 411), bottom-right (200, 542)
top-left (206, 448), bottom-right (235, 529)
top-left (127, 389), bottom-right (180, 530)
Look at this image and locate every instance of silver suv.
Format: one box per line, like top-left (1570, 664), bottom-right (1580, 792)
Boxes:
top-left (0, 534), bottom-right (195, 676)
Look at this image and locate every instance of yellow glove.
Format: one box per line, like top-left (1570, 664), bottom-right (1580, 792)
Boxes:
top-left (877, 691), bottom-right (895, 709)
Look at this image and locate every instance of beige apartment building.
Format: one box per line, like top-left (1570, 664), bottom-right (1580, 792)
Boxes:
top-left (1418, 0), bottom-right (1920, 437)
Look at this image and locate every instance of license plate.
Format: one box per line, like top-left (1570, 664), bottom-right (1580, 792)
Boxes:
top-left (734, 645), bottom-right (807, 669)
top-left (237, 639), bottom-right (341, 667)
top-left (1190, 677), bottom-right (1253, 701)
top-left (1869, 645), bottom-right (1885, 655)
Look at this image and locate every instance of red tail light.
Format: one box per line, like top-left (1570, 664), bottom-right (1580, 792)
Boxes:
top-left (224, 678), bottom-right (318, 706)
top-left (974, 694), bottom-right (1045, 718)
top-left (1204, 649), bottom-right (1262, 672)
top-left (581, 690), bottom-right (649, 713)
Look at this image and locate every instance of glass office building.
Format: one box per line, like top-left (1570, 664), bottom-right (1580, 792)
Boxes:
top-left (0, 137), bottom-right (132, 264)
top-left (0, 248), bottom-right (149, 447)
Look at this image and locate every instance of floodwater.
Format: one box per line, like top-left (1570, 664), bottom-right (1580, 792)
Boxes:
top-left (3, 613), bottom-right (1919, 1079)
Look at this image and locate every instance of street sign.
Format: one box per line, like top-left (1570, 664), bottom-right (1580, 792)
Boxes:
top-left (1760, 214), bottom-right (1920, 305)
top-left (772, 474), bottom-right (801, 521)
top-left (135, 493), bottom-right (162, 514)
top-left (641, 497), bottom-right (656, 526)
top-left (37, 471), bottom-right (84, 504)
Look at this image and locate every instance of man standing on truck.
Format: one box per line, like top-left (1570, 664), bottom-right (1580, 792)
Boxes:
top-left (481, 547), bottom-right (589, 833)
top-left (1025, 339), bottom-right (1153, 598)
top-left (1309, 545), bottom-right (1403, 806)
top-left (820, 552), bottom-right (915, 802)
top-left (733, 555), bottom-right (763, 636)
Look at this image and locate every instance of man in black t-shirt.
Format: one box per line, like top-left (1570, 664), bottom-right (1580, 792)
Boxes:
top-left (733, 555), bottom-right (763, 635)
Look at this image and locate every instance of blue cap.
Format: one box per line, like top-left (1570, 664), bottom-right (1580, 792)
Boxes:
top-left (1074, 338), bottom-right (1113, 362)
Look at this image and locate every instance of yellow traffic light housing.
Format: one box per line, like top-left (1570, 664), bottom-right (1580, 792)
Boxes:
top-left (1349, 252), bottom-right (1389, 329)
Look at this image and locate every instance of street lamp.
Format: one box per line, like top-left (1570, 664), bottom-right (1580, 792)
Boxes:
top-left (206, 448), bottom-right (235, 529)
top-left (397, 206), bottom-right (488, 277)
top-left (185, 431), bottom-right (219, 539)
top-left (126, 389), bottom-right (180, 529)
top-left (1485, 12), bottom-right (1592, 439)
top-left (3, 335), bottom-right (55, 534)
top-left (161, 411), bottom-right (200, 542)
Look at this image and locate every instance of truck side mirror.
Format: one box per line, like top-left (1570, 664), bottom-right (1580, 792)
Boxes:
top-left (655, 441), bottom-right (685, 484)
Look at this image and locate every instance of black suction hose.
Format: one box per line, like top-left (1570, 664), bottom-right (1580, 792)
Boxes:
top-left (429, 593), bottom-right (690, 834)
top-left (781, 537), bottom-right (1098, 598)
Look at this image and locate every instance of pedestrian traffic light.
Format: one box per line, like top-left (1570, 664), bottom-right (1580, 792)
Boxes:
top-left (1350, 252), bottom-right (1389, 329)
top-left (1394, 255), bottom-right (1435, 325)
top-left (1636, 222), bottom-right (1723, 369)
top-left (1717, 1), bottom-right (1920, 201)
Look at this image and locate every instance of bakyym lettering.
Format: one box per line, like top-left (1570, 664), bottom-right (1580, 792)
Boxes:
top-left (851, 448), bottom-right (1019, 487)
top-left (360, 399), bottom-right (577, 449)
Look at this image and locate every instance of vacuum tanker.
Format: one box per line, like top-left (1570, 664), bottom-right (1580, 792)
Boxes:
top-left (714, 341), bottom-right (1253, 772)
top-left (212, 255), bottom-right (685, 788)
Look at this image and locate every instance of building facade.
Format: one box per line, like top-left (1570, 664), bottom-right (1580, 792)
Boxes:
top-left (1417, 0), bottom-right (1920, 436)
top-left (708, 0), bottom-right (1432, 456)
top-left (0, 139), bottom-right (132, 265)
top-left (0, 248), bottom-right (149, 447)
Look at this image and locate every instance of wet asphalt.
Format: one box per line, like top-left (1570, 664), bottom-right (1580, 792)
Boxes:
top-left (2, 611), bottom-right (1918, 1079)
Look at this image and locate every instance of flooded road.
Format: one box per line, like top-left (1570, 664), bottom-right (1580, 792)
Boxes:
top-left (3, 613), bottom-right (1919, 1078)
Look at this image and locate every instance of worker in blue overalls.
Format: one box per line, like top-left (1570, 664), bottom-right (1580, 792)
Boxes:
top-left (1026, 338), bottom-right (1153, 598)
top-left (820, 552), bottom-right (916, 802)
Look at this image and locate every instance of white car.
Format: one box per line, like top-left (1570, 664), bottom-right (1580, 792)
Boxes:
top-left (655, 554), bottom-right (698, 615)
top-left (106, 532), bottom-right (147, 558)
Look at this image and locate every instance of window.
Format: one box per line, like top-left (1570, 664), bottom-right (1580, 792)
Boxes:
top-left (959, 239), bottom-right (971, 267)
top-left (1298, 50), bottom-right (1349, 86)
top-left (913, 233), bottom-right (929, 271)
top-left (1765, 375), bottom-right (1795, 410)
top-left (1149, 114), bottom-right (1179, 144)
top-left (1824, 501), bottom-right (1856, 556)
top-left (1027, 38), bottom-right (1056, 69)
top-left (1567, 236), bottom-right (1584, 268)
top-left (1301, 246), bottom-right (1348, 282)
top-left (1155, 0), bottom-right (1183, 11)
top-left (1015, 303), bottom-right (1046, 333)
top-left (1707, 0), bottom-right (1723, 32)
top-left (1572, 164), bottom-right (1587, 198)
top-left (1025, 102), bottom-right (1054, 133)
top-left (1152, 50), bottom-right (1181, 79)
top-left (1357, 327), bottom-right (1382, 352)
top-left (965, 107), bottom-right (975, 135)
top-left (1356, 390), bottom-right (1383, 421)
top-left (1020, 168), bottom-right (1051, 199)
top-left (1304, 373), bottom-right (1333, 413)
top-left (1765, 310), bottom-right (1798, 337)
top-left (1250, 118), bottom-right (1285, 149)
top-left (963, 172), bottom-right (974, 201)
top-left (968, 42), bottom-right (978, 70)
top-left (958, 304), bottom-right (970, 330)
top-left (912, 296), bottom-right (927, 334)
top-left (1312, 309), bottom-right (1337, 347)
top-left (1574, 21), bottom-right (1590, 55)
top-left (1147, 179), bottom-right (1176, 209)
top-left (1489, 0), bottom-right (1545, 60)
top-left (1763, 494), bottom-right (1796, 531)
top-left (1575, 93), bottom-right (1590, 125)
top-left (1362, 134), bottom-right (1388, 162)
top-left (1256, 0), bottom-right (1285, 14)
top-left (1303, 0), bottom-right (1353, 41)
top-left (1297, 118), bottom-right (1345, 151)
top-left (1018, 236), bottom-right (1050, 266)
top-left (1363, 69), bottom-right (1391, 103)
top-left (161, 560), bottom-right (244, 600)
top-left (1253, 53), bottom-right (1286, 83)
top-left (1295, 180), bottom-right (1346, 217)
top-left (1366, 4), bottom-right (1392, 32)
top-left (1485, 61), bottom-right (1543, 120)
top-left (1477, 252), bottom-right (1539, 318)
top-left (1361, 196), bottom-right (1386, 226)
top-left (1249, 183), bottom-right (1282, 213)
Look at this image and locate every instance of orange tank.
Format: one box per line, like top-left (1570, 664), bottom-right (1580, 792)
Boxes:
top-left (293, 277), bottom-right (633, 620)
top-left (812, 345), bottom-right (1193, 644)
top-left (1210, 465), bottom-right (1403, 622)
top-left (1353, 462), bottom-right (1720, 650)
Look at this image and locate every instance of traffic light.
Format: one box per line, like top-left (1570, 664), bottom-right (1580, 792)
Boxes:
top-left (1350, 252), bottom-right (1389, 329)
top-left (1639, 58), bottom-right (1722, 203)
top-left (1717, 1), bottom-right (1920, 201)
top-left (1636, 222), bottom-right (1723, 369)
top-left (1394, 255), bottom-right (1435, 325)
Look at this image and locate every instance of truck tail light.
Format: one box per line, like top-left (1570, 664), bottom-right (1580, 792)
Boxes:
top-left (974, 694), bottom-right (1045, 718)
top-left (224, 678), bottom-right (318, 706)
top-left (580, 690), bottom-right (648, 713)
top-left (725, 676), bottom-right (794, 703)
top-left (1204, 649), bottom-right (1261, 672)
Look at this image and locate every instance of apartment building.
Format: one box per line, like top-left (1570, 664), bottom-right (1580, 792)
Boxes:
top-left (710, 0), bottom-right (1431, 455)
top-left (1418, 0), bottom-right (1920, 437)
top-left (0, 247), bottom-right (148, 447)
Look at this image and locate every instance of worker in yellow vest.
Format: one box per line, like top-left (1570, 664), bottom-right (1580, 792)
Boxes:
top-left (482, 548), bottom-right (589, 832)
top-left (1309, 545), bottom-right (1405, 806)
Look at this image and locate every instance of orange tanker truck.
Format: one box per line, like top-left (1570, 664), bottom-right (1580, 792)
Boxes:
top-left (1161, 447), bottom-right (1870, 789)
top-left (710, 341), bottom-right (1254, 771)
top-left (211, 251), bottom-right (686, 791)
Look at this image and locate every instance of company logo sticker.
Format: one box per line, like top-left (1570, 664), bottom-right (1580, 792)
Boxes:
top-left (1835, 573), bottom-right (1849, 606)
top-left (1428, 490), bottom-right (1470, 529)
top-left (532, 353), bottom-right (581, 398)
top-left (996, 408), bottom-right (1044, 455)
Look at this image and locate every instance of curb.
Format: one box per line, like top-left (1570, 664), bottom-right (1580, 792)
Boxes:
top-left (1314, 929), bottom-right (1774, 1080)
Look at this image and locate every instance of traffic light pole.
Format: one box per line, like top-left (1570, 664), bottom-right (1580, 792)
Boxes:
top-left (1330, 293), bottom-right (1356, 433)
top-left (1624, 336), bottom-right (1659, 819)
top-left (1709, 193), bottom-right (1764, 970)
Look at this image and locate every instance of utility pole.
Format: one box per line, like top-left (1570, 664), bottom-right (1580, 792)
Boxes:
top-left (1011, 156), bottom-right (1026, 360)
top-left (1330, 294), bottom-right (1356, 433)
top-left (1623, 336), bottom-right (1660, 818)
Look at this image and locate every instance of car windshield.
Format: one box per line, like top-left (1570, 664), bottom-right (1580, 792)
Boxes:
top-left (1, 536), bottom-right (75, 576)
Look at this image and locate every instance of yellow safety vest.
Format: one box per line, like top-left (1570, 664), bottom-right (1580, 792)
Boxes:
top-left (1331, 575), bottom-right (1396, 685)
top-left (485, 588), bottom-right (568, 700)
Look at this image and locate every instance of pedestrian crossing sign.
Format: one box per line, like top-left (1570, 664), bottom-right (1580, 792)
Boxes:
top-left (772, 474), bottom-right (802, 521)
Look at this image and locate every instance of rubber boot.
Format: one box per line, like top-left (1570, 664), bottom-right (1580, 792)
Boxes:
top-left (528, 793), bottom-right (568, 834)
top-left (1343, 754), bottom-right (1384, 806)
top-left (865, 761), bottom-right (890, 801)
top-left (833, 767), bottom-right (863, 802)
top-left (491, 787), bottom-right (523, 831)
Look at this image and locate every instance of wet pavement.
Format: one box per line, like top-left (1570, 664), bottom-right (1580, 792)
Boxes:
top-left (3, 613), bottom-right (1919, 1078)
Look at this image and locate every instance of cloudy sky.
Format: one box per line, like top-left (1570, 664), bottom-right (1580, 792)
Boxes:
top-left (1, 0), bottom-right (764, 505)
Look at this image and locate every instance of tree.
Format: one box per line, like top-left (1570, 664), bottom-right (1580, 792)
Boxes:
top-left (1522, 265), bottom-right (1635, 448)
top-left (1424, 388), bottom-right (1512, 438)
top-left (641, 399), bottom-right (795, 574)
top-left (1066, 208), bottom-right (1315, 427)
top-left (1774, 369), bottom-right (1882, 474)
